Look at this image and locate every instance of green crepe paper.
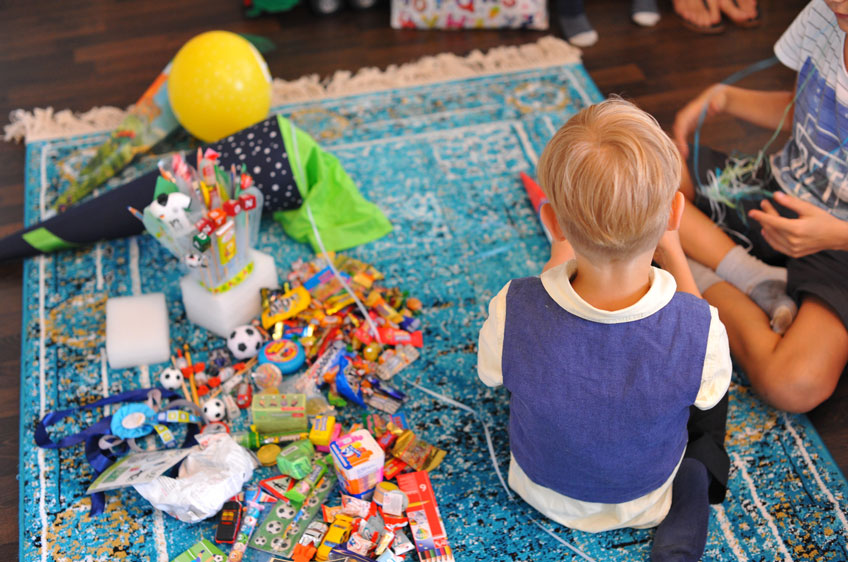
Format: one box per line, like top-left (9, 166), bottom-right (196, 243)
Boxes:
top-left (274, 114), bottom-right (393, 253)
top-left (21, 228), bottom-right (78, 253)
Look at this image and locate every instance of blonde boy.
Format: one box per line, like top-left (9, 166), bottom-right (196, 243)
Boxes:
top-left (477, 98), bottom-right (732, 561)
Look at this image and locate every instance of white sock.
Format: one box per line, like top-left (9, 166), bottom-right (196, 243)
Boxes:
top-left (715, 246), bottom-right (797, 334)
top-left (687, 258), bottom-right (723, 295)
top-left (631, 0), bottom-right (660, 26)
top-left (716, 246), bottom-right (785, 294)
top-left (560, 14), bottom-right (599, 47)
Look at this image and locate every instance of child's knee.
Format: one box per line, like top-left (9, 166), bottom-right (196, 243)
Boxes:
top-left (760, 360), bottom-right (839, 413)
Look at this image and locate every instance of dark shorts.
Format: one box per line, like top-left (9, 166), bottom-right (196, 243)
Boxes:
top-left (687, 146), bottom-right (848, 331)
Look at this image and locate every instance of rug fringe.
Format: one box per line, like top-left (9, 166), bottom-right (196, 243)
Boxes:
top-left (4, 36), bottom-right (580, 143)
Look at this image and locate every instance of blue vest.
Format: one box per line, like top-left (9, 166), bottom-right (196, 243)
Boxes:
top-left (502, 276), bottom-right (711, 503)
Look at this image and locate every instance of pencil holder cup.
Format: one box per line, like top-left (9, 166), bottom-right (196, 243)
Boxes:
top-left (180, 249), bottom-right (279, 338)
top-left (138, 150), bottom-right (280, 336)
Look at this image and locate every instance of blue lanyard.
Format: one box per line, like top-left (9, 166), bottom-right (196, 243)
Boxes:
top-left (34, 387), bottom-right (199, 515)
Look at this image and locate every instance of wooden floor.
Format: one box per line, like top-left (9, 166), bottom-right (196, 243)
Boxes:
top-left (1, 0), bottom-right (844, 557)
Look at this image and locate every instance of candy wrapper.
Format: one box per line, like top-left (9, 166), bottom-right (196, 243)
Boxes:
top-left (391, 430), bottom-right (446, 472)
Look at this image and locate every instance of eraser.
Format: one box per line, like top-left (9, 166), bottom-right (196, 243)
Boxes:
top-left (106, 293), bottom-right (171, 369)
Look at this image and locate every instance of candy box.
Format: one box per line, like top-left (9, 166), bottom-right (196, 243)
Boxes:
top-left (330, 429), bottom-right (385, 484)
top-left (251, 392), bottom-right (308, 434)
top-left (396, 471), bottom-right (454, 562)
top-left (277, 439), bottom-right (315, 480)
top-left (309, 415), bottom-right (337, 447)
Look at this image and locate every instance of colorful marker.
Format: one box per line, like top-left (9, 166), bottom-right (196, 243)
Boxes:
top-left (520, 172), bottom-right (552, 242)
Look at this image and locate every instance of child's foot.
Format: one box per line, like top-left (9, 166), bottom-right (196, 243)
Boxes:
top-left (720, 0), bottom-right (759, 27)
top-left (749, 280), bottom-right (797, 335)
top-left (560, 13), bottom-right (598, 47)
top-left (673, 0), bottom-right (725, 33)
top-left (716, 246), bottom-right (797, 334)
top-left (631, 0), bottom-right (660, 26)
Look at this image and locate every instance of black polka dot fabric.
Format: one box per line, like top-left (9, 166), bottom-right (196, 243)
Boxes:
top-left (207, 117), bottom-right (303, 213)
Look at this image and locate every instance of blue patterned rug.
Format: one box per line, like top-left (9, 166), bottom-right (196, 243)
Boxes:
top-left (19, 60), bottom-right (848, 561)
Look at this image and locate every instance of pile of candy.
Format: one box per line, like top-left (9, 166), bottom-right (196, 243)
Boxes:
top-left (159, 252), bottom-right (453, 562)
top-left (235, 252), bottom-right (423, 415)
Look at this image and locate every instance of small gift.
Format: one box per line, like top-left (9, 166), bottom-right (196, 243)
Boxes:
top-left (390, 0), bottom-right (548, 30)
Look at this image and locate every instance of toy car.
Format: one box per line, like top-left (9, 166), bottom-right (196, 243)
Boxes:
top-left (292, 520), bottom-right (329, 562)
top-left (301, 520), bottom-right (329, 545)
top-left (315, 514), bottom-right (353, 561)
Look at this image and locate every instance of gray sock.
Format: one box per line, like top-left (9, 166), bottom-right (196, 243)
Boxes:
top-left (687, 258), bottom-right (723, 295)
top-left (631, 0), bottom-right (660, 26)
top-left (716, 246), bottom-right (797, 334)
top-left (560, 13), bottom-right (598, 47)
top-left (749, 281), bottom-right (797, 335)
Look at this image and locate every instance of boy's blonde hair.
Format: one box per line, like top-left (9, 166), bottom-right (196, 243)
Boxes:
top-left (537, 97), bottom-right (682, 260)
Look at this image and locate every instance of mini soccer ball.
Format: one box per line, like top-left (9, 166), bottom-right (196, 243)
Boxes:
top-left (275, 503), bottom-right (296, 519)
top-left (159, 367), bottom-right (184, 390)
top-left (270, 537), bottom-right (289, 552)
top-left (253, 536), bottom-right (267, 546)
top-left (227, 325), bottom-right (265, 360)
top-left (184, 252), bottom-right (207, 269)
top-left (265, 520), bottom-right (283, 534)
top-left (202, 398), bottom-right (227, 422)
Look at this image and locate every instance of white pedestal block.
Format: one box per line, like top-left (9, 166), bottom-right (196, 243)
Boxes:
top-left (180, 250), bottom-right (279, 338)
top-left (106, 293), bottom-right (171, 369)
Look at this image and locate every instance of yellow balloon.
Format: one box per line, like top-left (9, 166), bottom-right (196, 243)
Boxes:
top-left (168, 31), bottom-right (272, 142)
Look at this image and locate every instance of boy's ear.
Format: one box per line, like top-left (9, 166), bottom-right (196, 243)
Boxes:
top-left (667, 191), bottom-right (685, 231)
top-left (540, 203), bottom-right (566, 241)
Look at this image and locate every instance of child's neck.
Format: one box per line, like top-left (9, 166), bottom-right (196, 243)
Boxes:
top-left (570, 252), bottom-right (654, 311)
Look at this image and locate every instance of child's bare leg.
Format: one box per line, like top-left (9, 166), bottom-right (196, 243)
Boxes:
top-left (702, 283), bottom-right (848, 412)
top-left (678, 198), bottom-right (737, 270)
top-left (680, 199), bottom-right (796, 333)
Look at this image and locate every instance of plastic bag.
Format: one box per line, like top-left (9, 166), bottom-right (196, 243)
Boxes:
top-left (133, 432), bottom-right (256, 523)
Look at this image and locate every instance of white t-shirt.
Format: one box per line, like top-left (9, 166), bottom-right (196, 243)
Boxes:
top-left (771, 0), bottom-right (848, 220)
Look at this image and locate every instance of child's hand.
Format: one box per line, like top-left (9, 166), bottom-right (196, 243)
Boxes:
top-left (653, 230), bottom-right (685, 270)
top-left (654, 230), bottom-right (700, 296)
top-left (749, 191), bottom-right (848, 257)
top-left (672, 84), bottom-right (728, 158)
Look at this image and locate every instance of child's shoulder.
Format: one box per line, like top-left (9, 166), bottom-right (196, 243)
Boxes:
top-left (663, 291), bottom-right (713, 324)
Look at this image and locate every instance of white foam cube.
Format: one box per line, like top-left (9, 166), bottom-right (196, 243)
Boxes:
top-left (180, 250), bottom-right (279, 338)
top-left (106, 293), bottom-right (171, 369)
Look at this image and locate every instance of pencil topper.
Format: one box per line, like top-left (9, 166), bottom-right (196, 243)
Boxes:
top-left (202, 398), bottom-right (228, 423)
top-left (149, 191), bottom-right (192, 233)
top-left (183, 252), bottom-right (208, 269)
top-left (159, 367), bottom-right (184, 390)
